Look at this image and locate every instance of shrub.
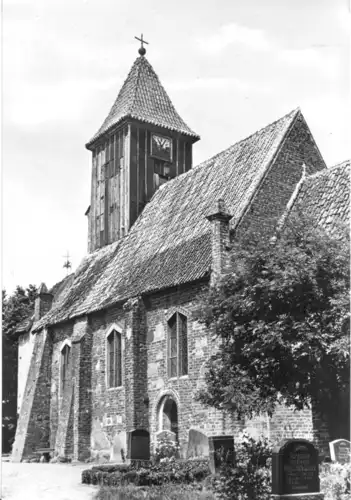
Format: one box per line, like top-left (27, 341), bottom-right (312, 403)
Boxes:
top-left (82, 458), bottom-right (210, 487)
top-left (320, 461), bottom-right (350, 500)
top-left (210, 432), bottom-right (272, 500)
top-left (154, 437), bottom-right (180, 463)
top-left (95, 484), bottom-right (216, 500)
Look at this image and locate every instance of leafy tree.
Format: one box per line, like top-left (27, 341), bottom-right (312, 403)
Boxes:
top-left (2, 284), bottom-right (37, 453)
top-left (197, 213), bottom-right (349, 430)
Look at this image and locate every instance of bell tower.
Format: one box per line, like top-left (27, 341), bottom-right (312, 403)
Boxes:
top-left (86, 36), bottom-right (200, 253)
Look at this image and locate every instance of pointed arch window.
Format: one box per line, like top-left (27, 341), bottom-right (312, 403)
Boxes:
top-left (168, 313), bottom-right (188, 378)
top-left (107, 330), bottom-right (122, 388)
top-left (61, 343), bottom-right (71, 391)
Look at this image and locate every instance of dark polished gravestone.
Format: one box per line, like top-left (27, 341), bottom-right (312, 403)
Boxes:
top-left (329, 439), bottom-right (351, 464)
top-left (128, 429), bottom-right (150, 460)
top-left (208, 435), bottom-right (235, 474)
top-left (271, 439), bottom-right (324, 500)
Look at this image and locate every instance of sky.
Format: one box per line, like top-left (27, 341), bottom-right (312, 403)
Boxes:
top-left (2, 0), bottom-right (350, 294)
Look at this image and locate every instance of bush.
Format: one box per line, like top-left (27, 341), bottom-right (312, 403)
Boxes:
top-left (320, 462), bottom-right (350, 500)
top-left (82, 458), bottom-right (210, 487)
top-left (154, 437), bottom-right (180, 463)
top-left (95, 484), bottom-right (215, 500)
top-left (210, 432), bottom-right (272, 500)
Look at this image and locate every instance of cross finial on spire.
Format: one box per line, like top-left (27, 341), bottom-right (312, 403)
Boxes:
top-left (63, 251), bottom-right (72, 276)
top-left (134, 33), bottom-right (149, 56)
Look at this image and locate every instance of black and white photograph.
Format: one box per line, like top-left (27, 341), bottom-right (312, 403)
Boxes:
top-left (2, 1), bottom-right (350, 499)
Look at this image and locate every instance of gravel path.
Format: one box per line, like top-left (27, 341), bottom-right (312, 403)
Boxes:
top-left (1, 461), bottom-right (98, 500)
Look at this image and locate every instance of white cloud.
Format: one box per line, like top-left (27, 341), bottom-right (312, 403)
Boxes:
top-left (196, 22), bottom-right (271, 55)
top-left (5, 77), bottom-right (121, 126)
top-left (276, 47), bottom-right (341, 77)
top-left (195, 22), bottom-right (343, 79)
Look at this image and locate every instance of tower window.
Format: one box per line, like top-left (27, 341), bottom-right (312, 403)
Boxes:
top-left (168, 313), bottom-right (188, 378)
top-left (61, 344), bottom-right (71, 391)
top-left (107, 330), bottom-right (122, 388)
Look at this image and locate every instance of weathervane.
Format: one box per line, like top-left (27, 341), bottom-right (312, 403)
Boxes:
top-left (134, 33), bottom-right (149, 56)
top-left (63, 251), bottom-right (72, 276)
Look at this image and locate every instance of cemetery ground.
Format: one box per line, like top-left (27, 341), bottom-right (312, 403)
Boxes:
top-left (1, 461), bottom-right (97, 500)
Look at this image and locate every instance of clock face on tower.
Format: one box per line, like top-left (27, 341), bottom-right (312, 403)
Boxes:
top-left (151, 134), bottom-right (172, 162)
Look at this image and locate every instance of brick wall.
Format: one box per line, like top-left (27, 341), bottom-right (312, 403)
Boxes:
top-left (17, 331), bottom-right (35, 413)
top-left (238, 113), bottom-right (326, 236)
top-left (50, 322), bottom-right (74, 453)
top-left (11, 328), bottom-right (52, 461)
top-left (89, 309), bottom-right (127, 462)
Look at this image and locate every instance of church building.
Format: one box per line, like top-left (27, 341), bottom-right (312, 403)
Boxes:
top-left (12, 43), bottom-right (350, 463)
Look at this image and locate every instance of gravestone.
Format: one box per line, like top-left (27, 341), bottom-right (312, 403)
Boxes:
top-left (329, 439), bottom-right (350, 464)
top-left (271, 439), bottom-right (324, 500)
top-left (128, 429), bottom-right (150, 460)
top-left (187, 429), bottom-right (209, 458)
top-left (208, 435), bottom-right (234, 474)
top-left (156, 429), bottom-right (176, 443)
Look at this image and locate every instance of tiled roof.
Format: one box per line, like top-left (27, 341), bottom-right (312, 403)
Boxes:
top-left (34, 108), bottom-right (300, 331)
top-left (87, 56), bottom-right (199, 147)
top-left (291, 160), bottom-right (350, 235)
top-left (49, 274), bottom-right (75, 304)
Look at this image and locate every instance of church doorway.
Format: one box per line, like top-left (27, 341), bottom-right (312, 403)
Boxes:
top-left (158, 395), bottom-right (178, 441)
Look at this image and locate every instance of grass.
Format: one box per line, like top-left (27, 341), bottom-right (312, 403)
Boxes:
top-left (94, 484), bottom-right (216, 500)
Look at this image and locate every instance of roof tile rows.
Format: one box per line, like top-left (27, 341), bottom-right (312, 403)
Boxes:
top-left (87, 56), bottom-right (199, 146)
top-left (293, 160), bottom-right (350, 235)
top-left (34, 108), bottom-right (300, 330)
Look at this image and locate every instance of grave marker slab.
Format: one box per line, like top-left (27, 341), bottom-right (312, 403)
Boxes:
top-left (187, 429), bottom-right (209, 458)
top-left (329, 439), bottom-right (350, 464)
top-left (156, 430), bottom-right (176, 443)
top-left (271, 439), bottom-right (324, 500)
top-left (208, 435), bottom-right (234, 474)
top-left (128, 429), bottom-right (150, 460)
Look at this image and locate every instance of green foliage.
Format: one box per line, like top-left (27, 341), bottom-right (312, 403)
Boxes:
top-left (2, 284), bottom-right (37, 452)
top-left (82, 459), bottom-right (210, 487)
top-left (320, 462), bottom-right (350, 500)
top-left (154, 437), bottom-right (180, 463)
top-left (95, 484), bottom-right (215, 500)
top-left (197, 213), bottom-right (350, 418)
top-left (210, 433), bottom-right (272, 500)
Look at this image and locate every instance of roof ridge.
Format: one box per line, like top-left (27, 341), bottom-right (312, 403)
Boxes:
top-left (150, 107), bottom-right (301, 198)
top-left (305, 161), bottom-right (350, 180)
top-left (129, 56), bottom-right (144, 115)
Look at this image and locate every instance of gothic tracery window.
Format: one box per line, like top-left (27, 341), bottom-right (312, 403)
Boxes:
top-left (107, 329), bottom-right (122, 388)
top-left (168, 313), bottom-right (188, 378)
top-left (61, 343), bottom-right (71, 391)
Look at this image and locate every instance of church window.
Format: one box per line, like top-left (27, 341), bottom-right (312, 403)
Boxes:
top-left (107, 330), bottom-right (122, 388)
top-left (168, 313), bottom-right (188, 378)
top-left (61, 344), bottom-right (71, 391)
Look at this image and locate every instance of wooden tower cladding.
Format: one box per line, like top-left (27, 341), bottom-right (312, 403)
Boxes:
top-left (85, 54), bottom-right (199, 252)
top-left (87, 120), bottom-right (196, 253)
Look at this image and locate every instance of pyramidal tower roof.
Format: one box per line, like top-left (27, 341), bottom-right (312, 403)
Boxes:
top-left (87, 55), bottom-right (200, 148)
